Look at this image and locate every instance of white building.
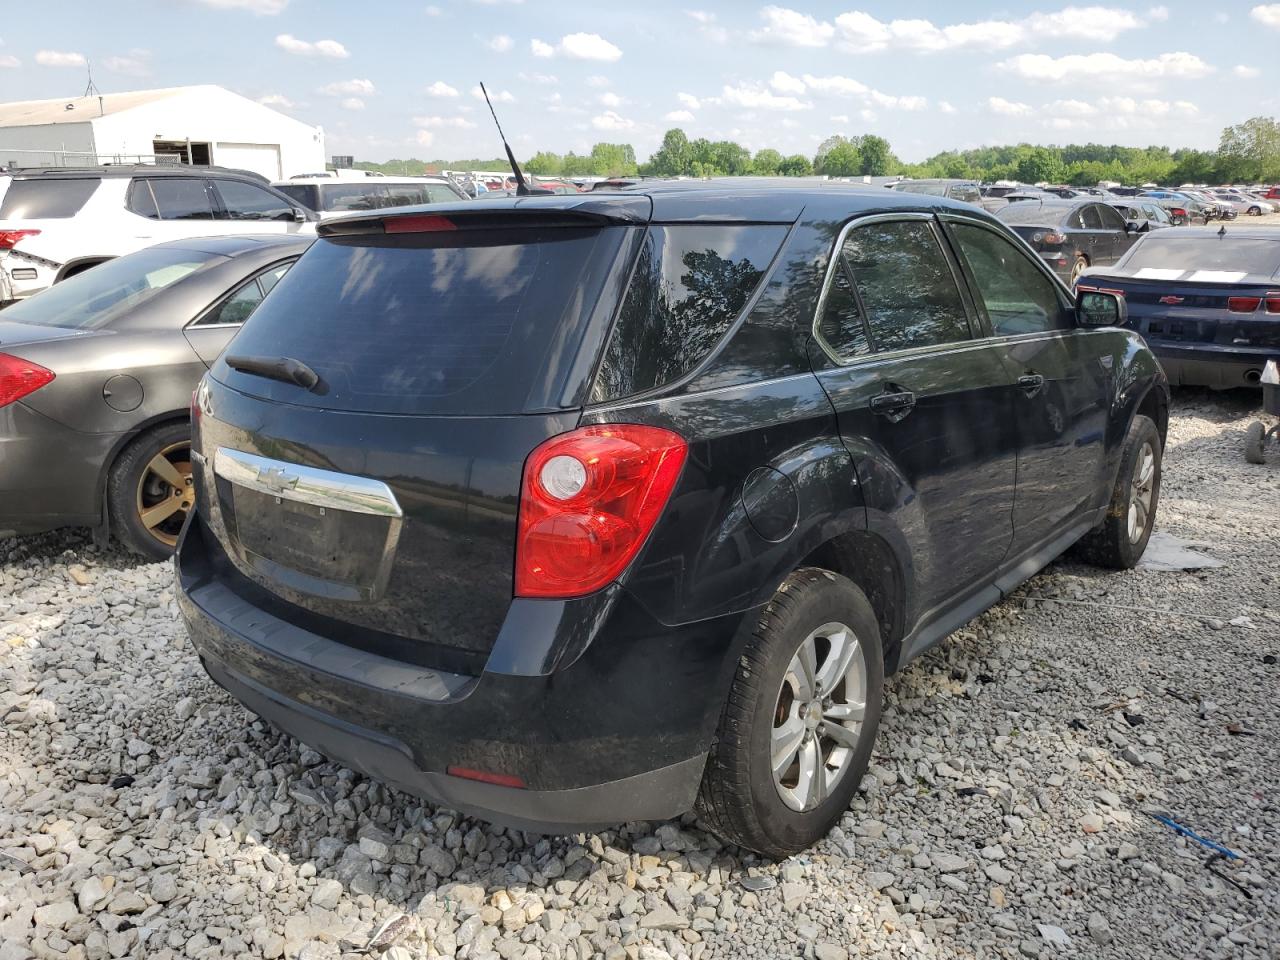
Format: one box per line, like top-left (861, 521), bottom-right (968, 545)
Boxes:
top-left (0, 85), bottom-right (325, 180)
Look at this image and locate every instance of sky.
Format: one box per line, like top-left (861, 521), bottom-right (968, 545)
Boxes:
top-left (0, 1), bottom-right (1277, 164)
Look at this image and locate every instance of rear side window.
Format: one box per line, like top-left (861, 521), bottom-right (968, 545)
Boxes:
top-left (0, 178), bottom-right (100, 219)
top-left (218, 224), bottom-right (631, 415)
top-left (1080, 205), bottom-right (1103, 229)
top-left (593, 224), bottom-right (786, 400)
top-left (213, 180), bottom-right (295, 221)
top-left (842, 220), bottom-right (971, 353)
top-left (138, 179), bottom-right (215, 220)
top-left (948, 185), bottom-right (981, 204)
top-left (816, 267), bottom-right (871, 362)
top-left (274, 183), bottom-right (319, 211)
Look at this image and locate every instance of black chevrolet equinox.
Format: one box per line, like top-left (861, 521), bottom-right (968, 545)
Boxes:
top-left (177, 182), bottom-right (1169, 858)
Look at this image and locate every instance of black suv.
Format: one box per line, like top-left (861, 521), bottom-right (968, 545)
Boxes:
top-left (176, 184), bottom-right (1169, 857)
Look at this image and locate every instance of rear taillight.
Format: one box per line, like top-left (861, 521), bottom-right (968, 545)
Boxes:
top-left (384, 215), bottom-right (456, 234)
top-left (0, 229), bottom-right (40, 251)
top-left (1171, 207), bottom-right (1186, 218)
top-left (1266, 296), bottom-right (1280, 315)
top-left (1228, 297), bottom-right (1262, 313)
top-left (515, 424), bottom-right (687, 598)
top-left (0, 353), bottom-right (55, 408)
top-left (1043, 231), bottom-right (1067, 245)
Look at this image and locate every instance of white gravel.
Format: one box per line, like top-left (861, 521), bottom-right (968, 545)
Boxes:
top-left (1, 390), bottom-right (1277, 960)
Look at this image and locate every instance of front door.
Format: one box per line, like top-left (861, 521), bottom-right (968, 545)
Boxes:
top-left (942, 215), bottom-right (1111, 559)
top-left (809, 214), bottom-right (1019, 614)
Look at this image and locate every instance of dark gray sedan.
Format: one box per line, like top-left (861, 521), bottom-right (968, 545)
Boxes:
top-left (996, 198), bottom-right (1142, 285)
top-left (0, 234), bottom-right (310, 558)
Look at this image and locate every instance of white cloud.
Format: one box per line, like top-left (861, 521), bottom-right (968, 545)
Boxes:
top-left (320, 78), bottom-right (375, 96)
top-left (753, 5), bottom-right (835, 46)
top-left (799, 73), bottom-right (868, 97)
top-left (1026, 7), bottom-right (1140, 39)
top-left (1234, 64), bottom-right (1261, 78)
top-left (938, 100), bottom-right (956, 114)
top-left (869, 91), bottom-right (927, 111)
top-left (1095, 96), bottom-right (1197, 116)
top-left (587, 75), bottom-right (611, 87)
top-left (598, 92), bottom-right (624, 107)
top-left (1147, 5), bottom-right (1170, 20)
top-left (721, 82), bottom-right (811, 110)
top-left (519, 71), bottom-right (558, 84)
top-left (275, 34), bottom-right (349, 58)
top-left (257, 93), bottom-right (295, 108)
top-left (591, 110), bottom-right (634, 130)
top-left (425, 81), bottom-right (459, 98)
top-left (987, 96), bottom-right (1032, 115)
top-left (193, 0), bottom-right (288, 13)
top-left (414, 115), bottom-right (476, 128)
top-left (488, 34), bottom-right (513, 52)
top-left (685, 10), bottom-right (716, 23)
top-left (531, 39), bottom-right (555, 57)
top-left (677, 92), bottom-right (701, 109)
top-left (1252, 5), bottom-right (1280, 29)
top-left (664, 109), bottom-right (696, 122)
top-left (415, 130), bottom-right (434, 146)
top-left (1049, 98), bottom-right (1097, 115)
top-left (685, 9), bottom-right (729, 43)
top-left (0, 54), bottom-right (20, 69)
top-left (471, 85), bottom-right (514, 102)
top-left (340, 97), bottom-right (365, 111)
top-left (560, 32), bottom-right (623, 61)
top-left (770, 71), bottom-right (807, 94)
top-left (837, 13), bottom-right (1028, 52)
top-left (35, 50), bottom-right (86, 67)
top-left (998, 50), bottom-right (1213, 83)
top-left (104, 50), bottom-right (151, 76)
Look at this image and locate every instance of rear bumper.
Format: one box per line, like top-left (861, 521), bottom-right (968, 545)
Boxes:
top-left (175, 518), bottom-right (740, 832)
top-left (0, 402), bottom-right (117, 536)
top-left (1149, 342), bottom-right (1276, 389)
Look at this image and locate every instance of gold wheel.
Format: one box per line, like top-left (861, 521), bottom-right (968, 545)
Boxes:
top-left (135, 441), bottom-right (193, 547)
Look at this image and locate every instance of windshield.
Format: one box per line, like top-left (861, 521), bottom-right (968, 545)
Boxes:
top-left (1121, 237), bottom-right (1280, 277)
top-left (996, 203), bottom-right (1071, 225)
top-left (216, 224), bottom-right (631, 415)
top-left (1, 247), bottom-right (211, 329)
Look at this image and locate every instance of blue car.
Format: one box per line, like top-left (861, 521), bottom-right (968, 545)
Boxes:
top-left (1078, 227), bottom-right (1280, 388)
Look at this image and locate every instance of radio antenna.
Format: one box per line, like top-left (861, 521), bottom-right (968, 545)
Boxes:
top-left (479, 82), bottom-right (547, 196)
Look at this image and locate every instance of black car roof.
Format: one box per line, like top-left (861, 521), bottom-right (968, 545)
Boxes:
top-left (146, 235), bottom-right (313, 258)
top-left (319, 179), bottom-right (989, 235)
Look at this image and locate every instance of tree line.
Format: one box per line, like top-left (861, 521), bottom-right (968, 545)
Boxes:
top-left (359, 117), bottom-right (1280, 186)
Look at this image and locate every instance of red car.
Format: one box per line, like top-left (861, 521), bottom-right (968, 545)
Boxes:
top-left (1265, 186), bottom-right (1280, 201)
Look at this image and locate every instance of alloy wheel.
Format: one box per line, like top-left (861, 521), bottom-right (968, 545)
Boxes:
top-left (770, 621), bottom-right (867, 812)
top-left (1127, 441), bottom-right (1155, 543)
top-left (1069, 258), bottom-right (1087, 285)
top-left (136, 441), bottom-right (194, 548)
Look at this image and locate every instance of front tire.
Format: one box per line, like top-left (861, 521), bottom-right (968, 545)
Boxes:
top-left (107, 422), bottom-right (194, 561)
top-left (696, 568), bottom-right (884, 859)
top-left (1075, 414), bottom-right (1162, 569)
top-left (1245, 421), bottom-right (1267, 464)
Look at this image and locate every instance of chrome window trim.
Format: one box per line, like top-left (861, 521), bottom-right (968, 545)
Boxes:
top-left (810, 211), bottom-right (978, 368)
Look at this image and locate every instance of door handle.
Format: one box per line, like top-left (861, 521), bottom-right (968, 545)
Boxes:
top-left (1018, 373), bottom-right (1046, 396)
top-left (869, 390), bottom-right (916, 419)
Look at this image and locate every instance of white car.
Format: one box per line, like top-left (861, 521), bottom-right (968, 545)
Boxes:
top-left (272, 174), bottom-right (468, 220)
top-left (1212, 191), bottom-right (1276, 216)
top-left (0, 165), bottom-right (315, 305)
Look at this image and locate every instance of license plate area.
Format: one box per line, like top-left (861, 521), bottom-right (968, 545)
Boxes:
top-left (212, 448), bottom-right (404, 603)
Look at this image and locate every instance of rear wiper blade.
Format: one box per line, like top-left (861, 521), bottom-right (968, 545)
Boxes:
top-left (224, 354), bottom-right (322, 392)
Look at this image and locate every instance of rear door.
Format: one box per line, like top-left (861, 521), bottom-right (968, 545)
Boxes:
top-left (1095, 203), bottom-right (1134, 264)
top-left (942, 214), bottom-right (1110, 560)
top-left (1077, 204), bottom-right (1113, 263)
top-left (809, 213), bottom-right (1018, 613)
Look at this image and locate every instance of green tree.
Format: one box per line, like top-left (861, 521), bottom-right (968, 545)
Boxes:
top-left (1218, 116), bottom-right (1280, 182)
top-left (561, 152), bottom-right (596, 177)
top-left (526, 151), bottom-right (563, 176)
top-left (590, 142), bottom-right (638, 176)
top-left (709, 140), bottom-right (753, 175)
top-left (854, 134), bottom-right (894, 176)
top-left (777, 154), bottom-right (813, 176)
top-left (1013, 146), bottom-right (1065, 184)
top-left (648, 128), bottom-right (692, 177)
top-left (817, 141), bottom-right (863, 177)
top-left (752, 148), bottom-right (784, 176)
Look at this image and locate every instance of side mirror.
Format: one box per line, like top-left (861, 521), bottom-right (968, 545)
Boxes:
top-left (1075, 288), bottom-right (1127, 328)
top-left (292, 207), bottom-right (308, 223)
top-left (1125, 221), bottom-right (1140, 233)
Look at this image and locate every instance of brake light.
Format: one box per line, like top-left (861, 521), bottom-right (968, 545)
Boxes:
top-left (1043, 231), bottom-right (1067, 245)
top-left (384, 214), bottom-right (456, 234)
top-left (1266, 296), bottom-right (1280, 314)
top-left (0, 353), bottom-right (55, 408)
top-left (0, 229), bottom-right (40, 251)
top-left (1228, 297), bottom-right (1261, 313)
top-left (1171, 208), bottom-right (1186, 217)
top-left (515, 424), bottom-right (687, 598)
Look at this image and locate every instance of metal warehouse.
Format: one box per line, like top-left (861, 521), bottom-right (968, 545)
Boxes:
top-left (0, 84), bottom-right (325, 180)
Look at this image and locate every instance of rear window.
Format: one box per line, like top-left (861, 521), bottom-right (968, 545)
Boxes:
top-left (0, 247), bottom-right (210, 329)
top-left (0, 178), bottom-right (100, 219)
top-left (894, 182), bottom-right (948, 197)
top-left (217, 224), bottom-right (631, 415)
top-left (1120, 237), bottom-right (1280, 277)
top-left (996, 203), bottom-right (1072, 226)
top-left (592, 225), bottom-right (786, 400)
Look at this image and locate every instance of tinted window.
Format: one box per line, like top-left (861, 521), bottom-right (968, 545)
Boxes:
top-left (951, 223), bottom-right (1069, 336)
top-left (996, 204), bottom-right (1073, 226)
top-left (127, 180), bottom-right (160, 219)
top-left (425, 183), bottom-right (464, 203)
top-left (0, 178), bottom-right (100, 219)
top-left (843, 220), bottom-right (971, 352)
top-left (201, 278), bottom-right (264, 326)
top-left (894, 182), bottom-right (948, 197)
top-left (1096, 204), bottom-right (1126, 230)
top-left (816, 265), bottom-right (870, 361)
top-left (274, 183), bottom-right (319, 211)
top-left (1120, 237), bottom-right (1280, 276)
top-left (214, 180), bottom-right (294, 221)
top-left (378, 183), bottom-right (430, 208)
top-left (0, 247), bottom-right (208, 329)
top-left (220, 225), bottom-right (631, 415)
top-left (147, 179), bottom-right (214, 220)
top-left (319, 184), bottom-right (383, 212)
top-left (258, 263), bottom-right (290, 295)
top-left (594, 224), bottom-right (786, 400)
top-left (947, 184), bottom-right (981, 204)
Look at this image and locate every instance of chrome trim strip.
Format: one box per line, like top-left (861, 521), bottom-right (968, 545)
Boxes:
top-left (213, 448), bottom-right (403, 518)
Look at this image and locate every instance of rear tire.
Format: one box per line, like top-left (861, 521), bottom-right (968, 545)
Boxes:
top-left (696, 568), bottom-right (884, 859)
top-left (1245, 421), bottom-right (1267, 464)
top-left (1069, 256), bottom-right (1088, 286)
top-left (1075, 414), bottom-right (1161, 569)
top-left (107, 421), bottom-right (194, 561)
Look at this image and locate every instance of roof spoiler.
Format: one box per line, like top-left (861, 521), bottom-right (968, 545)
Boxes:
top-left (318, 197), bottom-right (653, 238)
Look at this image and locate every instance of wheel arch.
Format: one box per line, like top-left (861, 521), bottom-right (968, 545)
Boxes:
top-left (93, 409), bottom-right (192, 537)
top-left (55, 256), bottom-right (116, 284)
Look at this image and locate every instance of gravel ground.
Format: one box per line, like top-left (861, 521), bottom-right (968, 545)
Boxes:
top-left (2, 390), bottom-right (1277, 960)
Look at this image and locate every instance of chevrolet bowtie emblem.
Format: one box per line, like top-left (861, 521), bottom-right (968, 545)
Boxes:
top-left (257, 465), bottom-right (299, 493)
